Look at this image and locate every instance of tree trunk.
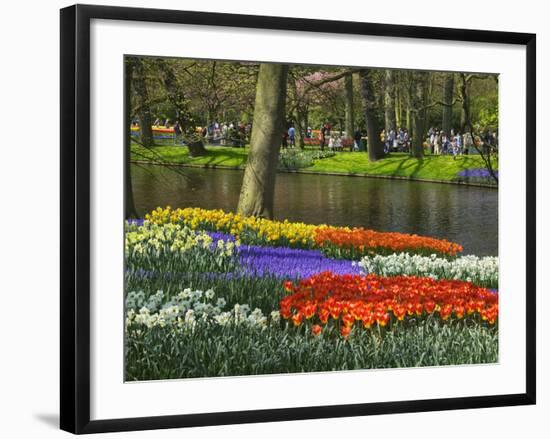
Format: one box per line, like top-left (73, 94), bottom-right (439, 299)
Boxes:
top-left (384, 69), bottom-right (396, 132)
top-left (405, 73), bottom-right (414, 136)
top-left (359, 69), bottom-right (385, 161)
top-left (459, 73), bottom-right (472, 132)
top-left (133, 59), bottom-right (154, 147)
top-left (188, 140), bottom-right (207, 157)
top-left (237, 63), bottom-right (289, 218)
top-left (411, 71), bottom-right (429, 158)
top-left (295, 107), bottom-right (305, 149)
top-left (395, 75), bottom-right (402, 129)
top-left (442, 73), bottom-right (454, 134)
top-left (289, 76), bottom-right (306, 149)
top-left (344, 72), bottom-right (354, 139)
top-left (125, 58), bottom-right (138, 219)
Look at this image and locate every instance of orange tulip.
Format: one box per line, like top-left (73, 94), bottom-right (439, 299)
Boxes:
top-left (340, 325), bottom-right (352, 338)
top-left (311, 324), bottom-right (322, 336)
top-left (318, 308), bottom-right (330, 324)
top-left (342, 313), bottom-right (355, 328)
top-left (291, 312), bottom-right (303, 327)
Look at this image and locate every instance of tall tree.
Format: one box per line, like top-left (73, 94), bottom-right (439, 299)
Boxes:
top-left (157, 59), bottom-right (207, 156)
top-left (394, 70), bottom-right (402, 129)
top-left (344, 72), bottom-right (354, 138)
top-left (459, 73), bottom-right (473, 132)
top-left (442, 73), bottom-right (455, 133)
top-left (133, 58), bottom-right (154, 147)
top-left (125, 58), bottom-right (138, 219)
top-left (288, 73), bottom-right (306, 149)
top-left (359, 69), bottom-right (384, 161)
top-left (384, 69), bottom-right (396, 132)
top-left (237, 63), bottom-right (289, 218)
top-left (411, 71), bottom-right (429, 158)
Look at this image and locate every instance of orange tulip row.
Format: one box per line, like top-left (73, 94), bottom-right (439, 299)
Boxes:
top-left (280, 271), bottom-right (498, 337)
top-left (314, 227), bottom-right (463, 257)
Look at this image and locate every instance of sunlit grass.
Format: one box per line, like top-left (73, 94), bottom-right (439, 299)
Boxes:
top-left (130, 143), bottom-right (495, 183)
top-left (307, 152), bottom-right (492, 181)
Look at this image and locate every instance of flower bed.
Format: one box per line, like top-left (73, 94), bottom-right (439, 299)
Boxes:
top-left (125, 209), bottom-right (497, 380)
top-left (315, 227), bottom-right (463, 258)
top-left (357, 252), bottom-right (498, 288)
top-left (280, 272), bottom-right (498, 338)
top-left (278, 148), bottom-right (335, 170)
top-left (456, 168), bottom-right (498, 185)
top-left (145, 207), bottom-right (463, 257)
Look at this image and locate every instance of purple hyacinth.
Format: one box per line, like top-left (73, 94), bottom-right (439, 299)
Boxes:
top-left (457, 168), bottom-right (499, 178)
top-left (127, 218), bottom-right (145, 226)
top-left (207, 230), bottom-right (360, 278)
top-left (207, 231), bottom-right (236, 242)
top-left (237, 245), bottom-right (361, 278)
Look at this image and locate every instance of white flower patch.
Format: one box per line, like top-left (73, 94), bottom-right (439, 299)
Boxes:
top-left (125, 287), bottom-right (271, 332)
top-left (358, 252), bottom-right (498, 288)
top-left (125, 221), bottom-right (238, 260)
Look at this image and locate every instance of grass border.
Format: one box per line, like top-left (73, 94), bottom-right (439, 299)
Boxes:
top-left (130, 160), bottom-right (498, 189)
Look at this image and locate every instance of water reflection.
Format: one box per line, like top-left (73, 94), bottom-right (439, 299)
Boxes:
top-left (131, 164), bottom-right (498, 256)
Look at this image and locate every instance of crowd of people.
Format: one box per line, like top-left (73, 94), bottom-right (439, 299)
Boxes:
top-left (380, 128), bottom-right (411, 153)
top-left (151, 118), bottom-right (253, 147)
top-left (141, 117), bottom-right (497, 158)
top-left (282, 122), bottom-right (364, 152)
top-left (424, 127), bottom-right (498, 157)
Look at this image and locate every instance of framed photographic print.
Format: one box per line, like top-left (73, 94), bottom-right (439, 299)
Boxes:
top-left (60, 4), bottom-right (536, 434)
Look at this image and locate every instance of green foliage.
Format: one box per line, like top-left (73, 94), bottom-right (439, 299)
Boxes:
top-left (477, 106), bottom-right (499, 132)
top-left (126, 271), bottom-right (286, 314)
top-left (125, 317), bottom-right (498, 380)
top-left (278, 149), bottom-right (335, 170)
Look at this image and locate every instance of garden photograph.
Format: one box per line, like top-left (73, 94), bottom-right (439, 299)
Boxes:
top-left (124, 56), bottom-right (499, 381)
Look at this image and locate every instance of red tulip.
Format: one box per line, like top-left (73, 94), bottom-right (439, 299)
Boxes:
top-left (291, 312), bottom-right (303, 327)
top-left (340, 325), bottom-right (352, 338)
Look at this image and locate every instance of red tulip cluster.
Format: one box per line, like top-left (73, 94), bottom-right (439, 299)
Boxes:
top-left (280, 272), bottom-right (498, 337)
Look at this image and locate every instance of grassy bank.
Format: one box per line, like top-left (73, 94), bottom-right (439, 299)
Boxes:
top-left (131, 143), bottom-right (249, 167)
top-left (131, 143), bottom-right (496, 184)
top-left (308, 151), bottom-right (492, 181)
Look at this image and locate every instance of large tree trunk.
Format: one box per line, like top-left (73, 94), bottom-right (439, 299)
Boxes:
top-left (359, 69), bottom-right (385, 161)
top-left (395, 73), bottom-right (402, 129)
top-left (289, 76), bottom-right (306, 149)
top-left (133, 59), bottom-right (154, 147)
top-left (125, 58), bottom-right (138, 219)
top-left (344, 72), bottom-right (354, 139)
top-left (442, 73), bottom-right (454, 134)
top-left (459, 73), bottom-right (472, 132)
top-left (411, 71), bottom-right (429, 158)
top-left (384, 69), bottom-right (396, 132)
top-left (237, 63), bottom-right (289, 218)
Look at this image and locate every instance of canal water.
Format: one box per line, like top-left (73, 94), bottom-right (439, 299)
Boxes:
top-left (131, 164), bottom-right (498, 256)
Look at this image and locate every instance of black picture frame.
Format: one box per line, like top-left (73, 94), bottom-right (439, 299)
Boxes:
top-left (60, 4), bottom-right (536, 434)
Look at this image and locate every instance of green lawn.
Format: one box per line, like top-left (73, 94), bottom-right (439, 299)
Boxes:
top-left (131, 143), bottom-right (249, 167)
top-left (131, 143), bottom-right (495, 184)
top-left (308, 152), bottom-right (491, 180)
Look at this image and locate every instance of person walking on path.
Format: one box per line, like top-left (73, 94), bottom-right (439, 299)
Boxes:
top-left (288, 125), bottom-right (296, 148)
top-left (353, 129), bottom-right (362, 151)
